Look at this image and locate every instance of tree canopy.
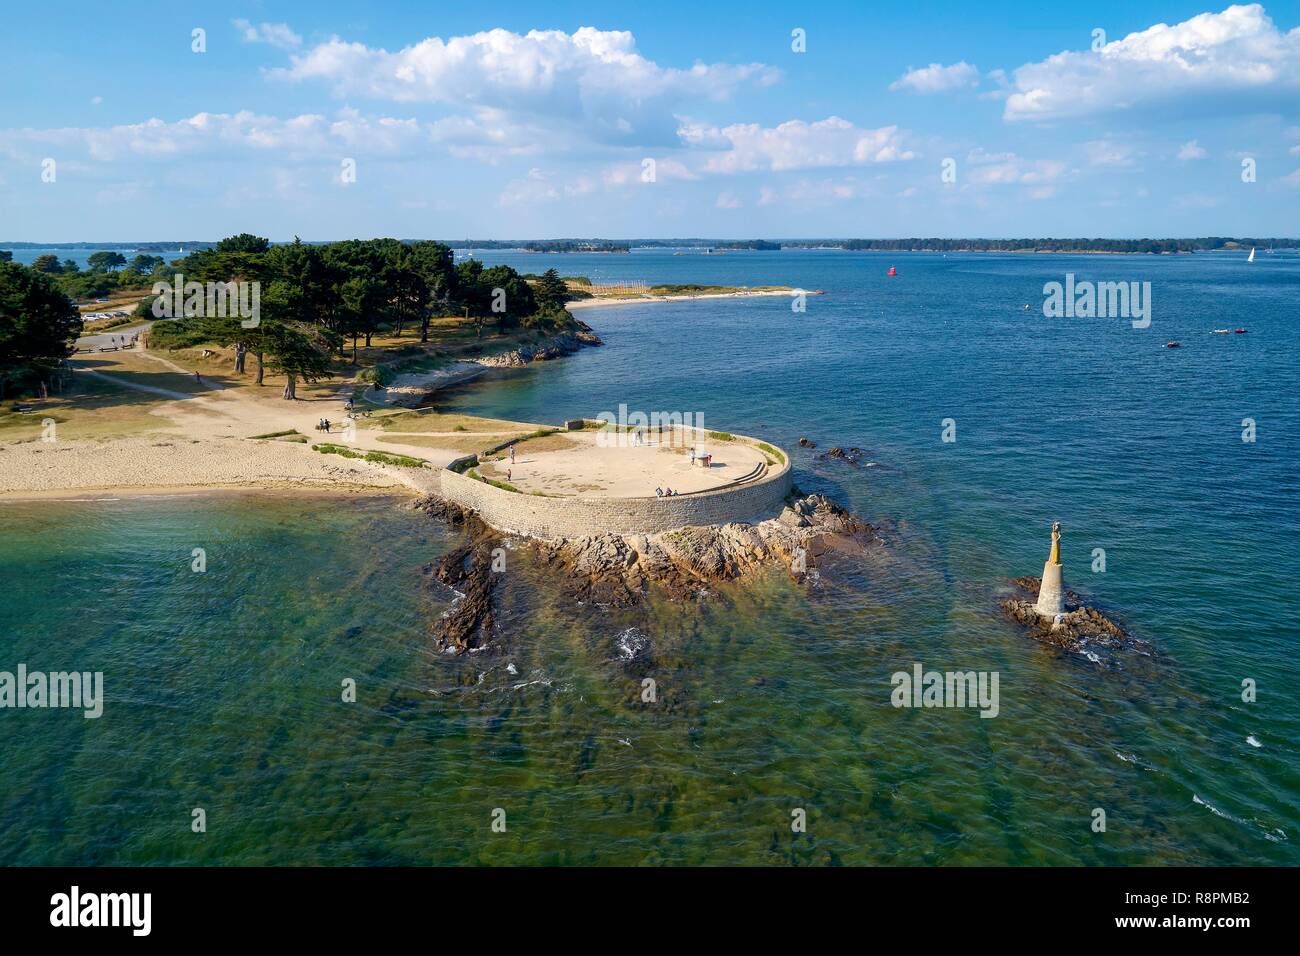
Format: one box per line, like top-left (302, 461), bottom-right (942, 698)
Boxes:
top-left (145, 235), bottom-right (573, 399)
top-left (0, 261), bottom-right (82, 397)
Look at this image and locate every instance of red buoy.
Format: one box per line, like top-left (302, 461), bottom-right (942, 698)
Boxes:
top-left (887, 266), bottom-right (897, 277)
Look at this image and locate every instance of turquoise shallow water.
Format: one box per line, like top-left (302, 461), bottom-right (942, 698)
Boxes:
top-left (2, 250), bottom-right (1297, 865)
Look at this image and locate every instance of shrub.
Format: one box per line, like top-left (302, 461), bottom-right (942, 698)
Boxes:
top-left (250, 429), bottom-right (298, 439)
top-left (355, 366), bottom-right (394, 387)
top-left (313, 443), bottom-right (426, 469)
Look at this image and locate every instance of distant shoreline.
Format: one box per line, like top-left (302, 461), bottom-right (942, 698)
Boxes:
top-left (5, 239), bottom-right (1293, 255)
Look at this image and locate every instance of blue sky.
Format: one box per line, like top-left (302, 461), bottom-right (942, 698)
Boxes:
top-left (2, 0), bottom-right (1298, 240)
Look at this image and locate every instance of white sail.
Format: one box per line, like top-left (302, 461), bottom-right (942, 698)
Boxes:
top-left (1247, 247), bottom-right (1255, 262)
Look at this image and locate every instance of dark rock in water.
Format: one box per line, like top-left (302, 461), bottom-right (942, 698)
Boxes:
top-left (416, 494), bottom-right (505, 653)
top-left (798, 437), bottom-right (816, 448)
top-left (414, 495), bottom-right (476, 527)
top-left (819, 445), bottom-right (868, 466)
top-left (1001, 577), bottom-right (1151, 660)
top-left (429, 538), bottom-right (499, 654)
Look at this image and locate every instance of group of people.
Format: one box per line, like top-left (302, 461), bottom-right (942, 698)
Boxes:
top-left (688, 449), bottom-right (712, 467)
top-left (655, 487), bottom-right (680, 497)
top-left (316, 419), bottom-right (332, 432)
top-left (85, 333), bottom-right (140, 354)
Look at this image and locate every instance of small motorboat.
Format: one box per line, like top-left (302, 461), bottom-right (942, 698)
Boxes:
top-left (1212, 329), bottom-right (1231, 334)
top-left (1234, 328), bottom-right (1248, 334)
top-left (1165, 341), bottom-right (1181, 348)
top-left (887, 266), bottom-right (897, 277)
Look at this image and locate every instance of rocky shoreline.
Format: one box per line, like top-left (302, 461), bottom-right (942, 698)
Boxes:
top-left (417, 492), bottom-right (882, 654)
top-left (473, 320), bottom-right (602, 368)
top-left (374, 319), bottom-right (603, 406)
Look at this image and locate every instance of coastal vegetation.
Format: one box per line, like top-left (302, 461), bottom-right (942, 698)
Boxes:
top-left (26, 250), bottom-right (168, 301)
top-left (0, 261), bottom-right (83, 399)
top-left (312, 443), bottom-right (427, 469)
top-left (143, 234), bottom-right (578, 400)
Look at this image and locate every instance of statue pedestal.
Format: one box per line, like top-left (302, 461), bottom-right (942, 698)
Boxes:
top-left (1035, 560), bottom-right (1064, 618)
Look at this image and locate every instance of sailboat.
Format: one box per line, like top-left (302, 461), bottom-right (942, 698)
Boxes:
top-left (1247, 247), bottom-right (1256, 262)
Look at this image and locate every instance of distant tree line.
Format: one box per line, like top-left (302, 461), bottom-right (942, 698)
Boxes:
top-left (439, 240), bottom-right (630, 253)
top-left (713, 240), bottom-right (781, 251)
top-left (790, 238), bottom-right (1300, 253)
top-left (25, 251), bottom-right (171, 300)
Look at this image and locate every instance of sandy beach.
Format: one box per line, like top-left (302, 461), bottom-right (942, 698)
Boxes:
top-left (0, 346), bottom-right (459, 500)
top-left (0, 435), bottom-right (428, 500)
top-left (567, 288), bottom-right (803, 309)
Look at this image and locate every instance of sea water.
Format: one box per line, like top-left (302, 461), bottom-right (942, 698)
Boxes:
top-left (1, 250), bottom-right (1296, 864)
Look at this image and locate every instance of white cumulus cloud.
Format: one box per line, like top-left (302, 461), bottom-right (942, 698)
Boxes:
top-left (890, 61), bottom-right (980, 93)
top-left (233, 19), bottom-right (303, 50)
top-left (1004, 4), bottom-right (1300, 122)
top-left (271, 27), bottom-right (778, 146)
top-left (678, 116), bottom-right (913, 173)
top-left (0, 110), bottom-right (439, 163)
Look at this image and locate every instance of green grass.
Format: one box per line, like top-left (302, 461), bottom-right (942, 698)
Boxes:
top-left (708, 431), bottom-right (734, 442)
top-left (756, 441), bottom-right (785, 463)
top-left (313, 443), bottom-right (427, 469)
top-left (466, 467), bottom-right (522, 493)
top-left (249, 429), bottom-right (300, 440)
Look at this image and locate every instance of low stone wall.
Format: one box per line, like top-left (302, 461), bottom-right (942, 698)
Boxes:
top-left (438, 435), bottom-right (792, 540)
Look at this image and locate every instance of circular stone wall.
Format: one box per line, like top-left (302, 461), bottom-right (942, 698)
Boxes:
top-left (438, 432), bottom-right (792, 540)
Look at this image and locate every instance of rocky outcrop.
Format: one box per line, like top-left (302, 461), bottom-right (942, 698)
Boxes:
top-left (416, 498), bottom-right (500, 653)
top-left (1001, 576), bottom-right (1150, 660)
top-left (819, 446), bottom-right (869, 466)
top-left (473, 322), bottom-right (603, 369)
top-left (414, 491), bottom-right (879, 651)
top-left (374, 321), bottom-right (603, 406)
top-left (536, 493), bottom-right (880, 605)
